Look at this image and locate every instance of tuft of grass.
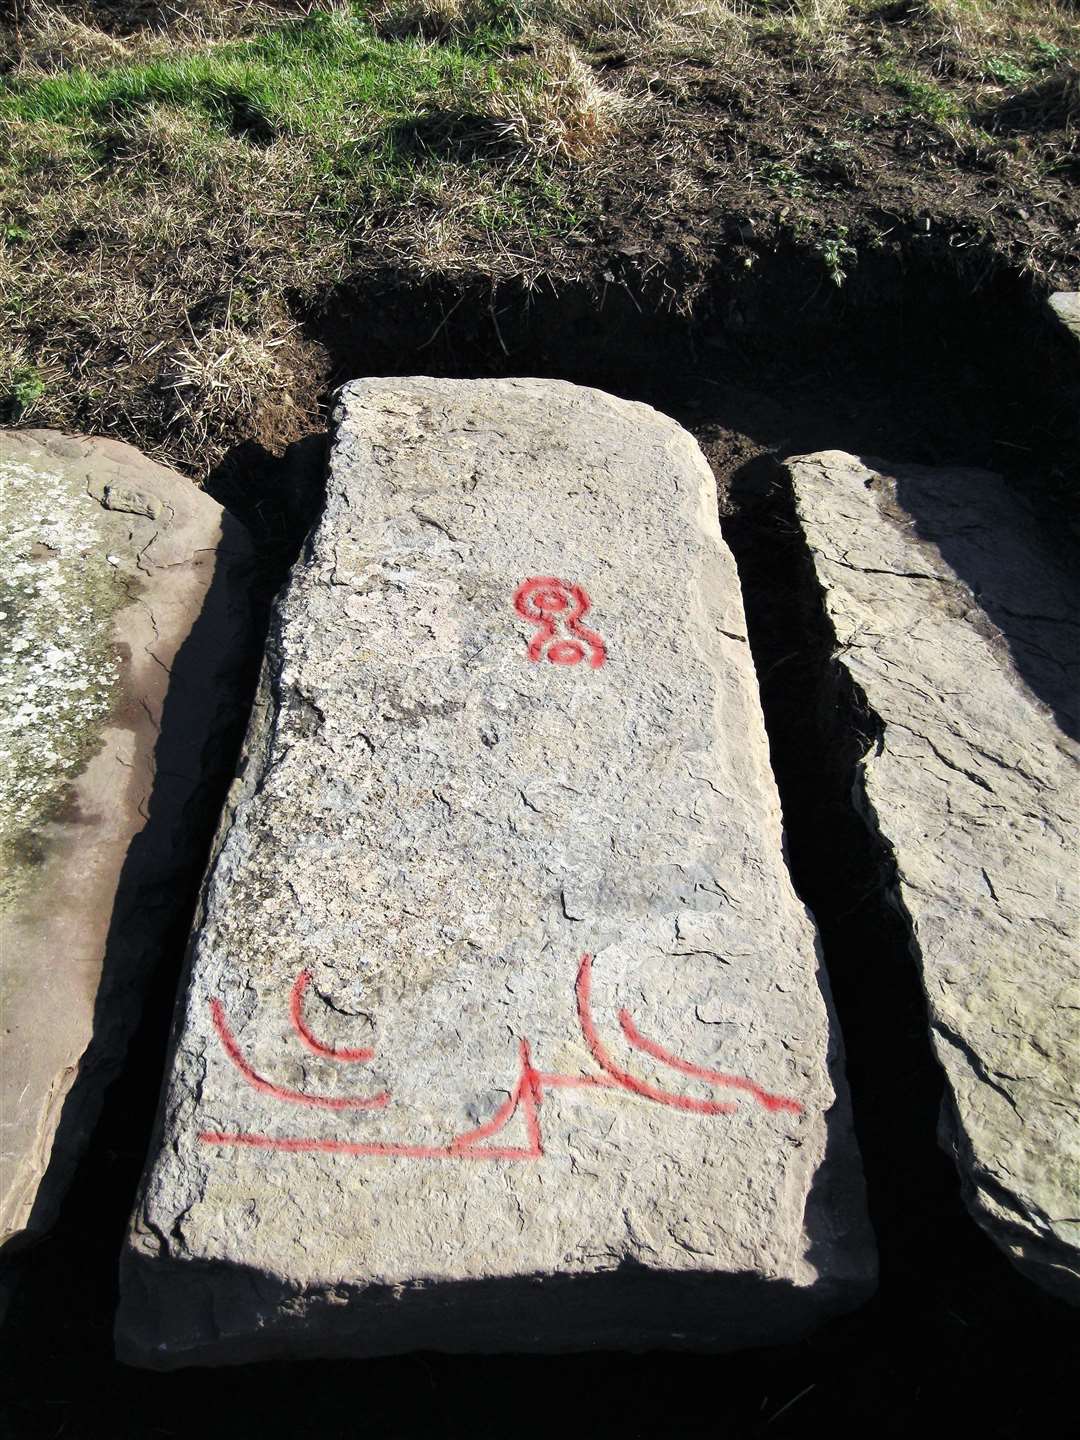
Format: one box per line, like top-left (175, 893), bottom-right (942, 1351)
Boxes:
top-left (455, 35), bottom-right (624, 162)
top-left (876, 60), bottom-right (964, 121)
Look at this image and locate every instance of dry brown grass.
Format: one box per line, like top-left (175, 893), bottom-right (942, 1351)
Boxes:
top-left (369, 0), bottom-right (505, 42)
top-left (159, 319), bottom-right (295, 450)
top-left (3, 0), bottom-right (318, 69)
top-left (1, 0), bottom-right (1077, 472)
top-left (463, 34), bottom-right (624, 161)
top-left (4, 3), bottom-right (132, 72)
top-left (0, 100), bottom-right (350, 465)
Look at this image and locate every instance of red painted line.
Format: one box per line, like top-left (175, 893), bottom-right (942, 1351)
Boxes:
top-left (575, 954), bottom-right (737, 1115)
top-left (618, 1011), bottom-right (804, 1114)
top-left (450, 1080), bottom-right (521, 1149)
top-left (289, 969), bottom-right (375, 1062)
top-left (209, 999), bottom-right (390, 1111)
top-left (450, 1040), bottom-right (544, 1156)
top-left (200, 954), bottom-right (803, 1160)
top-left (517, 1039), bottom-right (545, 1157)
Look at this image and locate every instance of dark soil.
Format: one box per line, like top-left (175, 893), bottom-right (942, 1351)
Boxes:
top-left (227, 19), bottom-right (1080, 480)
top-left (2, 244), bottom-right (1078, 1437)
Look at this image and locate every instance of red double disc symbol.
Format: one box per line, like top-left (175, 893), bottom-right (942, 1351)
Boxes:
top-left (513, 577), bottom-right (607, 668)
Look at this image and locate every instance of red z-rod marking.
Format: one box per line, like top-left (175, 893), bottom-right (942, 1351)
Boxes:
top-left (199, 956), bottom-right (804, 1156)
top-left (513, 577), bottom-right (607, 668)
top-left (290, 969), bottom-right (375, 1062)
top-left (209, 998), bottom-right (389, 1111)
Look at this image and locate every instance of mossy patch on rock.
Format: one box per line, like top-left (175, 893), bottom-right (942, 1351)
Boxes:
top-left (0, 452), bottom-right (128, 911)
top-left (0, 427), bottom-right (254, 1254)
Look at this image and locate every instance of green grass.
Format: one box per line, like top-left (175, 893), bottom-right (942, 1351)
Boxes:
top-left (876, 62), bottom-right (964, 123)
top-left (2, 12), bottom-right (510, 129)
top-left (0, 5), bottom-right (514, 165)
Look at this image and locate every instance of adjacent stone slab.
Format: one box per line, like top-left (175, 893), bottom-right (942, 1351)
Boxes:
top-left (0, 430), bottom-right (252, 1251)
top-left (1049, 290), bottom-right (1080, 347)
top-left (789, 451), bottom-right (1079, 1304)
top-left (119, 379), bottom-right (875, 1367)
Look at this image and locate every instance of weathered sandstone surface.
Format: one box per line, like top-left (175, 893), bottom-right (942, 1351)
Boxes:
top-left (789, 451), bottom-right (1079, 1304)
top-left (1049, 290), bottom-right (1080, 346)
top-left (118, 379), bottom-right (875, 1366)
top-left (0, 430), bottom-right (252, 1251)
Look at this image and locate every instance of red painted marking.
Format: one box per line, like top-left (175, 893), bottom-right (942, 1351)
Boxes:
top-left (618, 1011), bottom-right (803, 1114)
top-left (199, 954), bottom-right (804, 1157)
top-left (449, 1049), bottom-right (527, 1150)
top-left (200, 1039), bottom-right (543, 1161)
top-left (449, 1040), bottom-right (543, 1157)
top-left (575, 954), bottom-right (737, 1115)
top-left (290, 969), bottom-right (375, 1063)
top-left (209, 998), bottom-right (389, 1111)
top-left (513, 577), bottom-right (606, 668)
top-left (517, 1040), bottom-right (544, 1157)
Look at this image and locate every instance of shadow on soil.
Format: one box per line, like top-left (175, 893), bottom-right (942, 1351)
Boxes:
top-left (2, 244), bottom-right (1077, 1437)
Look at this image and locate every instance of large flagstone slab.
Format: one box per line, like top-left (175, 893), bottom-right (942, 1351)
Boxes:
top-left (789, 450), bottom-right (1079, 1304)
top-left (118, 380), bottom-right (874, 1365)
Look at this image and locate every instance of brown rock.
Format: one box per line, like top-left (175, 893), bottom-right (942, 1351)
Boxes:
top-left (0, 430), bottom-right (253, 1251)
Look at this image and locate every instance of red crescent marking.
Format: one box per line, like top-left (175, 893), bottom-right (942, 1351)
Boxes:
top-left (575, 954), bottom-right (736, 1114)
top-left (289, 969), bottom-right (375, 1063)
top-left (209, 998), bottom-right (389, 1111)
top-left (618, 1011), bottom-right (803, 1113)
top-left (450, 1075), bottom-right (522, 1149)
top-left (450, 1040), bottom-right (544, 1156)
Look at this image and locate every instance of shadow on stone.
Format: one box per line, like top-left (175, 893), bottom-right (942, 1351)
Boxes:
top-left (116, 1249), bottom-right (869, 1370)
top-left (873, 459), bottom-right (1079, 742)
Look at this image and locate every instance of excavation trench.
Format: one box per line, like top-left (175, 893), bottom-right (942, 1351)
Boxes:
top-left (1, 248), bottom-right (1076, 1434)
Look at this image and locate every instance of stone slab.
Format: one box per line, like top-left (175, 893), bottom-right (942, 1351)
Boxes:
top-left (118, 379), bottom-right (875, 1366)
top-left (0, 430), bottom-right (252, 1251)
top-left (1049, 290), bottom-right (1080, 347)
top-left (788, 451), bottom-right (1079, 1304)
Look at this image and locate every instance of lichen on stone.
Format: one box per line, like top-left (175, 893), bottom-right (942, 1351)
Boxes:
top-left (0, 455), bottom-right (127, 910)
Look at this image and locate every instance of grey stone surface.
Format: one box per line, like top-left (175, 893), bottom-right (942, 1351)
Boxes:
top-left (118, 379), bottom-right (875, 1367)
top-left (1049, 290), bottom-right (1080, 346)
top-left (0, 429), bottom-right (252, 1251)
top-left (788, 451), bottom-right (1079, 1304)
